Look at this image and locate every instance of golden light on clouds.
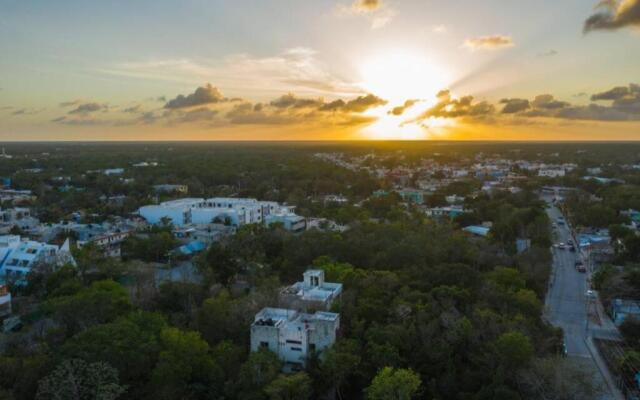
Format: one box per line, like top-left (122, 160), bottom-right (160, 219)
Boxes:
top-left (355, 50), bottom-right (454, 139)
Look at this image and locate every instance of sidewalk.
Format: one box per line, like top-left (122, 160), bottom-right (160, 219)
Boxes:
top-left (585, 336), bottom-right (625, 400)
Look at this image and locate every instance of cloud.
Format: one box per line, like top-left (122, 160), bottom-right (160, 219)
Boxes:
top-left (591, 84), bottom-right (638, 101)
top-left (336, 0), bottom-right (396, 29)
top-left (352, 0), bottom-right (380, 11)
top-left (500, 98), bottom-right (531, 114)
top-left (318, 94), bottom-right (387, 113)
top-left (68, 102), bottom-right (109, 115)
top-left (123, 104), bottom-right (143, 114)
top-left (410, 85), bottom-right (640, 124)
top-left (584, 0), bottom-right (640, 33)
top-left (389, 99), bottom-right (419, 116)
top-left (417, 90), bottom-right (496, 120)
top-left (11, 108), bottom-right (42, 116)
top-left (531, 94), bottom-right (570, 110)
top-left (342, 94), bottom-right (387, 112)
top-left (464, 35), bottom-right (515, 51)
top-left (270, 93), bottom-right (323, 109)
top-left (164, 83), bottom-right (226, 109)
top-left (167, 107), bottom-right (220, 125)
top-left (59, 100), bottom-right (82, 107)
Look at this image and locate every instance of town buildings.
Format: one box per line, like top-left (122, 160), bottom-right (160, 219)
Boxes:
top-left (0, 235), bottom-right (75, 281)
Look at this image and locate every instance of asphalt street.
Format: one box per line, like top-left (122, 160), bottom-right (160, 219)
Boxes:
top-left (544, 199), bottom-right (621, 399)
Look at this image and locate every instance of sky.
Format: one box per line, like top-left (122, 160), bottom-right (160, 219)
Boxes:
top-left (1, 0), bottom-right (640, 141)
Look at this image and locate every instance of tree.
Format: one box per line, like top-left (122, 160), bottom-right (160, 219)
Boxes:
top-left (366, 367), bottom-right (421, 400)
top-left (46, 280), bottom-right (131, 336)
top-left (496, 332), bottom-right (534, 370)
top-left (322, 339), bottom-right (361, 400)
top-left (236, 349), bottom-right (282, 400)
top-left (61, 311), bottom-right (167, 393)
top-left (36, 359), bottom-right (126, 400)
top-left (196, 290), bottom-right (244, 345)
top-left (264, 372), bottom-right (312, 400)
top-left (518, 357), bottom-right (605, 400)
top-left (198, 243), bottom-right (240, 285)
top-left (151, 327), bottom-right (223, 400)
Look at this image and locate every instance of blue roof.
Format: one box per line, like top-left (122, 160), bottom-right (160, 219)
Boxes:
top-left (463, 226), bottom-right (490, 237)
top-left (578, 234), bottom-right (610, 248)
top-left (176, 240), bottom-right (207, 255)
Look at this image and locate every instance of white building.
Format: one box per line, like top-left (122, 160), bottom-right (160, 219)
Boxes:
top-left (251, 307), bottom-right (340, 370)
top-left (0, 235), bottom-right (75, 281)
top-left (264, 212), bottom-right (306, 233)
top-left (280, 270), bottom-right (342, 311)
top-left (103, 168), bottom-right (125, 176)
top-left (538, 168), bottom-right (566, 178)
top-left (139, 197), bottom-right (300, 229)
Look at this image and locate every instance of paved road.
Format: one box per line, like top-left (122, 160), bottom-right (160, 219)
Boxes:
top-left (545, 203), bottom-right (591, 355)
top-left (544, 199), bottom-right (622, 399)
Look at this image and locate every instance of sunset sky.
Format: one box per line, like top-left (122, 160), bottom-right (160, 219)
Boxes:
top-left (1, 0), bottom-right (640, 141)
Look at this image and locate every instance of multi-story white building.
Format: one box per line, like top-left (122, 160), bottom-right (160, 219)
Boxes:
top-left (139, 197), bottom-right (301, 229)
top-left (251, 307), bottom-right (340, 370)
top-left (0, 235), bottom-right (75, 280)
top-left (280, 270), bottom-right (342, 311)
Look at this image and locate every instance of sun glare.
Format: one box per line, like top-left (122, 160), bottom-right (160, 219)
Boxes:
top-left (359, 50), bottom-right (449, 104)
top-left (358, 50), bottom-right (451, 139)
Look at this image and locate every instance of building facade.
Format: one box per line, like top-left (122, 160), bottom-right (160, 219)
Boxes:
top-left (250, 307), bottom-right (340, 370)
top-left (139, 197), bottom-right (301, 230)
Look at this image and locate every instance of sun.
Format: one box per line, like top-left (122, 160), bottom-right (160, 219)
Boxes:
top-left (357, 50), bottom-right (451, 139)
top-left (359, 50), bottom-right (449, 104)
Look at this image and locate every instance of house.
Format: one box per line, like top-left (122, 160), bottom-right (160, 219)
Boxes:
top-left (0, 235), bottom-right (75, 282)
top-left (264, 212), bottom-right (306, 232)
top-left (612, 299), bottom-right (640, 326)
top-left (280, 270), bottom-right (342, 311)
top-left (323, 195), bottom-right (349, 205)
top-left (0, 189), bottom-right (35, 204)
top-left (103, 168), bottom-right (125, 176)
top-left (0, 284), bottom-right (11, 318)
top-left (425, 206), bottom-right (468, 219)
top-left (0, 207), bottom-right (39, 233)
top-left (251, 307), bottom-right (340, 370)
top-left (77, 230), bottom-right (133, 258)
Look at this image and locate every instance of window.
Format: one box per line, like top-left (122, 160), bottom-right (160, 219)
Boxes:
top-left (260, 341), bottom-right (269, 349)
top-left (291, 347), bottom-right (302, 352)
top-left (309, 343), bottom-right (316, 353)
top-left (286, 340), bottom-right (302, 345)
